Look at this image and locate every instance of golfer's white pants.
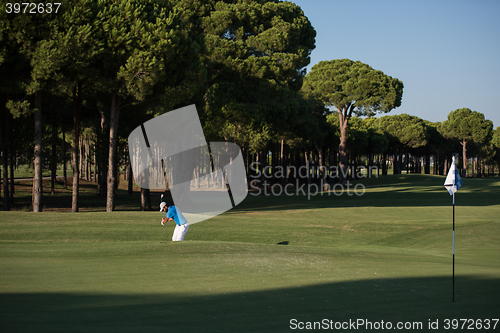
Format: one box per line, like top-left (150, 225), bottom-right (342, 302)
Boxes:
top-left (172, 223), bottom-right (189, 241)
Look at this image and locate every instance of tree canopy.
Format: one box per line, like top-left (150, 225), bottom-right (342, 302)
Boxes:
top-left (301, 59), bottom-right (403, 181)
top-left (441, 108), bottom-right (493, 145)
top-left (441, 108), bottom-right (493, 174)
top-left (301, 59), bottom-right (403, 117)
top-left (196, 0), bottom-right (316, 152)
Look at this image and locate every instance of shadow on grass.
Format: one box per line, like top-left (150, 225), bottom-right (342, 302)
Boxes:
top-left (232, 174), bottom-right (500, 212)
top-left (3, 178), bottom-right (143, 212)
top-left (0, 275), bottom-right (498, 332)
top-left (3, 174), bottom-right (500, 212)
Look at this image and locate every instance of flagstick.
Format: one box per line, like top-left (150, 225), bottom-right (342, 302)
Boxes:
top-left (444, 156), bottom-right (461, 303)
top-left (452, 192), bottom-right (455, 303)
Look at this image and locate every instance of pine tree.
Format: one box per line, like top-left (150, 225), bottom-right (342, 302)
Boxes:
top-left (302, 59), bottom-right (403, 182)
top-left (441, 108), bottom-right (493, 176)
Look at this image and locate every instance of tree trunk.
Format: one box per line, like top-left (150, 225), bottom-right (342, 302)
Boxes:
top-left (98, 108), bottom-right (108, 196)
top-left (477, 157), bottom-right (482, 178)
top-left (93, 135), bottom-right (97, 182)
top-left (83, 134), bottom-right (90, 181)
top-left (72, 84), bottom-right (82, 212)
top-left (398, 147), bottom-right (404, 174)
top-left (376, 156), bottom-right (380, 177)
top-left (280, 139), bottom-right (285, 186)
top-left (79, 135), bottom-right (83, 179)
top-left (351, 152), bottom-right (357, 180)
top-left (461, 139), bottom-right (467, 177)
top-left (88, 136), bottom-right (92, 181)
top-left (127, 162), bottom-right (133, 194)
top-left (382, 152), bottom-right (387, 176)
top-left (271, 146), bottom-right (276, 185)
top-left (405, 147), bottom-right (409, 174)
top-left (338, 112), bottom-right (349, 184)
top-left (314, 141), bottom-right (326, 188)
top-left (367, 152), bottom-right (373, 178)
top-left (1, 103), bottom-right (10, 211)
top-left (258, 150), bottom-right (264, 190)
top-left (106, 92), bottom-right (121, 212)
top-left (82, 136), bottom-right (86, 179)
top-left (438, 154), bottom-right (444, 175)
top-left (63, 130), bottom-right (68, 190)
top-left (50, 117), bottom-right (57, 195)
top-left (410, 152), bottom-right (414, 174)
top-left (435, 154), bottom-right (439, 175)
top-left (9, 149), bottom-right (14, 206)
top-left (114, 152), bottom-right (119, 189)
top-left (33, 91), bottom-right (43, 212)
top-left (140, 187), bottom-right (151, 211)
top-left (424, 154), bottom-right (430, 174)
top-left (304, 147), bottom-right (311, 186)
top-left (328, 147), bottom-right (335, 183)
top-left (392, 147), bottom-right (398, 174)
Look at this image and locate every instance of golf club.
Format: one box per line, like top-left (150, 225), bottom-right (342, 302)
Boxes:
top-left (160, 194), bottom-right (164, 223)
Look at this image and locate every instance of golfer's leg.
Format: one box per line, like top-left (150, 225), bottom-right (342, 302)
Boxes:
top-left (179, 223), bottom-right (189, 241)
top-left (172, 225), bottom-right (182, 241)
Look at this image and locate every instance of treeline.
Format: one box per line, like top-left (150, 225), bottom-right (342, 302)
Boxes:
top-left (246, 110), bottom-right (499, 191)
top-left (0, 0), bottom-right (499, 212)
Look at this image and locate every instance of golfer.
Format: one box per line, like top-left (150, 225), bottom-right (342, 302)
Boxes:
top-left (160, 202), bottom-right (189, 241)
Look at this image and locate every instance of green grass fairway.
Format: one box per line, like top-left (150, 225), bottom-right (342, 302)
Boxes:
top-left (1, 174), bottom-right (499, 332)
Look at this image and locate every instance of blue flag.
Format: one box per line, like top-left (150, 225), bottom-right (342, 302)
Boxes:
top-left (444, 156), bottom-right (463, 195)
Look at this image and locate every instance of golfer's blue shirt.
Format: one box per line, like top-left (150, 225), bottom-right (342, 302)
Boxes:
top-left (166, 206), bottom-right (187, 226)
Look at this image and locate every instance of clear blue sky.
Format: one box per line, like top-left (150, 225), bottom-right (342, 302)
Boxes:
top-left (291, 0), bottom-right (500, 128)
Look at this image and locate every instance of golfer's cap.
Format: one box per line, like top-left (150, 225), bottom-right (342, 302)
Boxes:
top-left (159, 202), bottom-right (167, 212)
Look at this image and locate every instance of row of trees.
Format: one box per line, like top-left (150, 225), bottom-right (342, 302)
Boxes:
top-left (243, 108), bottom-right (498, 188)
top-left (0, 0), bottom-right (317, 211)
top-left (1, 0), bottom-right (498, 212)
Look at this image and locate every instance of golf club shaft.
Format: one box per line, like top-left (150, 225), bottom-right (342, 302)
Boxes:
top-left (161, 194), bottom-right (164, 219)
